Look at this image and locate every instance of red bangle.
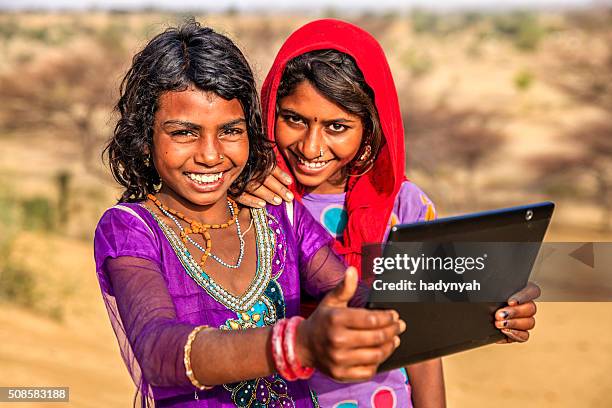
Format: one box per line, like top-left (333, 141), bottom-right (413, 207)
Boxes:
top-left (271, 319), bottom-right (297, 381)
top-left (283, 316), bottom-right (314, 380)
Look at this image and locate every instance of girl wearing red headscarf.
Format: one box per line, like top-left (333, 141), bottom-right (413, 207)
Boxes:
top-left (240, 19), bottom-right (541, 407)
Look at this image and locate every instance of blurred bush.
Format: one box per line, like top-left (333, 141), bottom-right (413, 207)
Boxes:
top-left (0, 261), bottom-right (37, 309)
top-left (401, 48), bottom-right (434, 78)
top-left (0, 192), bottom-right (36, 315)
top-left (491, 11), bottom-right (546, 51)
top-left (21, 197), bottom-right (55, 232)
top-left (0, 171), bottom-right (76, 320)
top-left (0, 17), bottom-right (19, 42)
top-left (514, 69), bottom-right (535, 92)
top-left (410, 9), bottom-right (481, 36)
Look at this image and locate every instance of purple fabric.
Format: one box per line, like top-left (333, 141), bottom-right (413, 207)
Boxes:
top-left (94, 201), bottom-right (340, 407)
top-left (301, 180), bottom-right (436, 408)
top-left (301, 181), bottom-right (435, 242)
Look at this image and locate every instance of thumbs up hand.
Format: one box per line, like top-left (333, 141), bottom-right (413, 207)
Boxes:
top-left (295, 266), bottom-right (406, 381)
top-left (320, 264), bottom-right (360, 308)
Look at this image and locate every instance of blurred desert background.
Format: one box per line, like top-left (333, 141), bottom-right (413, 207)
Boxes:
top-left (0, 2), bottom-right (611, 407)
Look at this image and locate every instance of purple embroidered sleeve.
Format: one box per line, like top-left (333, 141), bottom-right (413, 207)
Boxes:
top-left (292, 200), bottom-right (346, 299)
top-left (94, 209), bottom-right (194, 390)
top-left (94, 208), bottom-right (162, 295)
top-left (105, 256), bottom-right (194, 388)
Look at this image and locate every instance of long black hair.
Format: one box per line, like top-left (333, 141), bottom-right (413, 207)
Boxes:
top-left (105, 20), bottom-right (274, 202)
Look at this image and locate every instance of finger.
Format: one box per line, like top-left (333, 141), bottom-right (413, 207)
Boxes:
top-left (248, 184), bottom-right (282, 205)
top-left (496, 301), bottom-right (537, 320)
top-left (501, 328), bottom-right (530, 342)
top-left (320, 266), bottom-right (359, 308)
top-left (235, 192), bottom-right (266, 208)
top-left (494, 317), bottom-right (535, 331)
top-left (271, 166), bottom-right (293, 186)
top-left (327, 364), bottom-right (379, 382)
top-left (332, 322), bottom-right (406, 349)
top-left (508, 281), bottom-right (541, 306)
top-left (328, 307), bottom-right (401, 330)
top-left (263, 174), bottom-right (294, 202)
top-left (330, 338), bottom-right (399, 368)
top-left (340, 366), bottom-right (379, 382)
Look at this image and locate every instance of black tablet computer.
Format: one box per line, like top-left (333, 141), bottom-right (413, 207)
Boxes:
top-left (366, 202), bottom-right (554, 372)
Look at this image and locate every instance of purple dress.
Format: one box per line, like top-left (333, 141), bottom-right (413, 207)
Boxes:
top-left (94, 201), bottom-right (343, 407)
top-left (301, 181), bottom-right (436, 408)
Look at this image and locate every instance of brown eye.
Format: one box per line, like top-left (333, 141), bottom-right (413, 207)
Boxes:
top-left (220, 128), bottom-right (245, 139)
top-left (171, 130), bottom-right (196, 137)
top-left (328, 123), bottom-right (347, 132)
top-left (284, 114), bottom-right (304, 125)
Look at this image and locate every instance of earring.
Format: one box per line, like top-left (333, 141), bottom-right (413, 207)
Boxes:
top-left (358, 145), bottom-right (372, 162)
top-left (347, 144), bottom-right (374, 178)
top-left (144, 154), bottom-right (151, 167)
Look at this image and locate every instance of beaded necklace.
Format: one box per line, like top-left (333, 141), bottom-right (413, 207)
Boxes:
top-left (147, 194), bottom-right (244, 269)
top-left (142, 205), bottom-right (276, 313)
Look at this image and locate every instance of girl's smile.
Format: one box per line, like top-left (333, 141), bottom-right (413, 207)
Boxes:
top-left (275, 81), bottom-right (364, 194)
top-left (290, 150), bottom-right (333, 174)
top-left (184, 170), bottom-right (225, 192)
top-left (152, 88), bottom-right (249, 221)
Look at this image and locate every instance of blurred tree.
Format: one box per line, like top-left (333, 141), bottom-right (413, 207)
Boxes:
top-left (491, 11), bottom-right (546, 52)
top-left (354, 14), bottom-right (393, 39)
top-left (56, 170), bottom-right (72, 227)
top-left (0, 35), bottom-right (126, 177)
top-left (21, 197), bottom-right (55, 232)
top-left (548, 32), bottom-right (612, 113)
top-left (410, 9), bottom-right (440, 34)
top-left (322, 7), bottom-right (339, 19)
top-left (401, 48), bottom-right (434, 78)
top-left (402, 94), bottom-right (506, 210)
top-left (224, 6), bottom-right (240, 17)
top-left (541, 27), bottom-right (612, 230)
top-left (530, 124), bottom-right (612, 231)
top-left (0, 17), bottom-right (19, 44)
top-left (566, 6), bottom-right (612, 32)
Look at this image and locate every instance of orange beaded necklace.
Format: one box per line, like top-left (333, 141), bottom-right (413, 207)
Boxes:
top-left (147, 194), bottom-right (240, 268)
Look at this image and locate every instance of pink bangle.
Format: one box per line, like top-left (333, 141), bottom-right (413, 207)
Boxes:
top-left (283, 316), bottom-right (314, 380)
top-left (271, 319), bottom-right (297, 381)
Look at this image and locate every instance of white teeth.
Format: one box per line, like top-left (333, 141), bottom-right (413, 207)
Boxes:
top-left (187, 172), bottom-right (223, 184)
top-left (298, 157), bottom-right (329, 169)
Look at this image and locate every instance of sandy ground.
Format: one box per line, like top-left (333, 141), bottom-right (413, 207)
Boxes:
top-left (1, 230), bottom-right (611, 408)
top-left (2, 301), bottom-right (612, 407)
top-left (444, 303), bottom-right (612, 408)
top-left (0, 234), bottom-right (134, 408)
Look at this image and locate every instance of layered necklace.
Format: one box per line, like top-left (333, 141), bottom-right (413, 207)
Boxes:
top-left (147, 194), bottom-right (244, 269)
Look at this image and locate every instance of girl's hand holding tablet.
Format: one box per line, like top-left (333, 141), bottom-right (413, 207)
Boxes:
top-left (496, 282), bottom-right (541, 343)
top-left (246, 174), bottom-right (542, 345)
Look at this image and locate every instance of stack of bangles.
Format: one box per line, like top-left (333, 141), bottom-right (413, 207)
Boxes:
top-left (271, 316), bottom-right (315, 381)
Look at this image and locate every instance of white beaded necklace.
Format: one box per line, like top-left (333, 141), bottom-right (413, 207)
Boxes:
top-left (157, 199), bottom-right (245, 269)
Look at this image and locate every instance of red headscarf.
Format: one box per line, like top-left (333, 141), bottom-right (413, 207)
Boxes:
top-left (261, 19), bottom-right (406, 276)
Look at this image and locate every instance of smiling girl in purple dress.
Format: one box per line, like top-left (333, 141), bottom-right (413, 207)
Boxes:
top-left (94, 21), bottom-right (405, 407)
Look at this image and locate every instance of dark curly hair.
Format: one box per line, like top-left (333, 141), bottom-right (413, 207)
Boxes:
top-left (276, 49), bottom-right (382, 175)
top-left (105, 20), bottom-right (274, 203)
